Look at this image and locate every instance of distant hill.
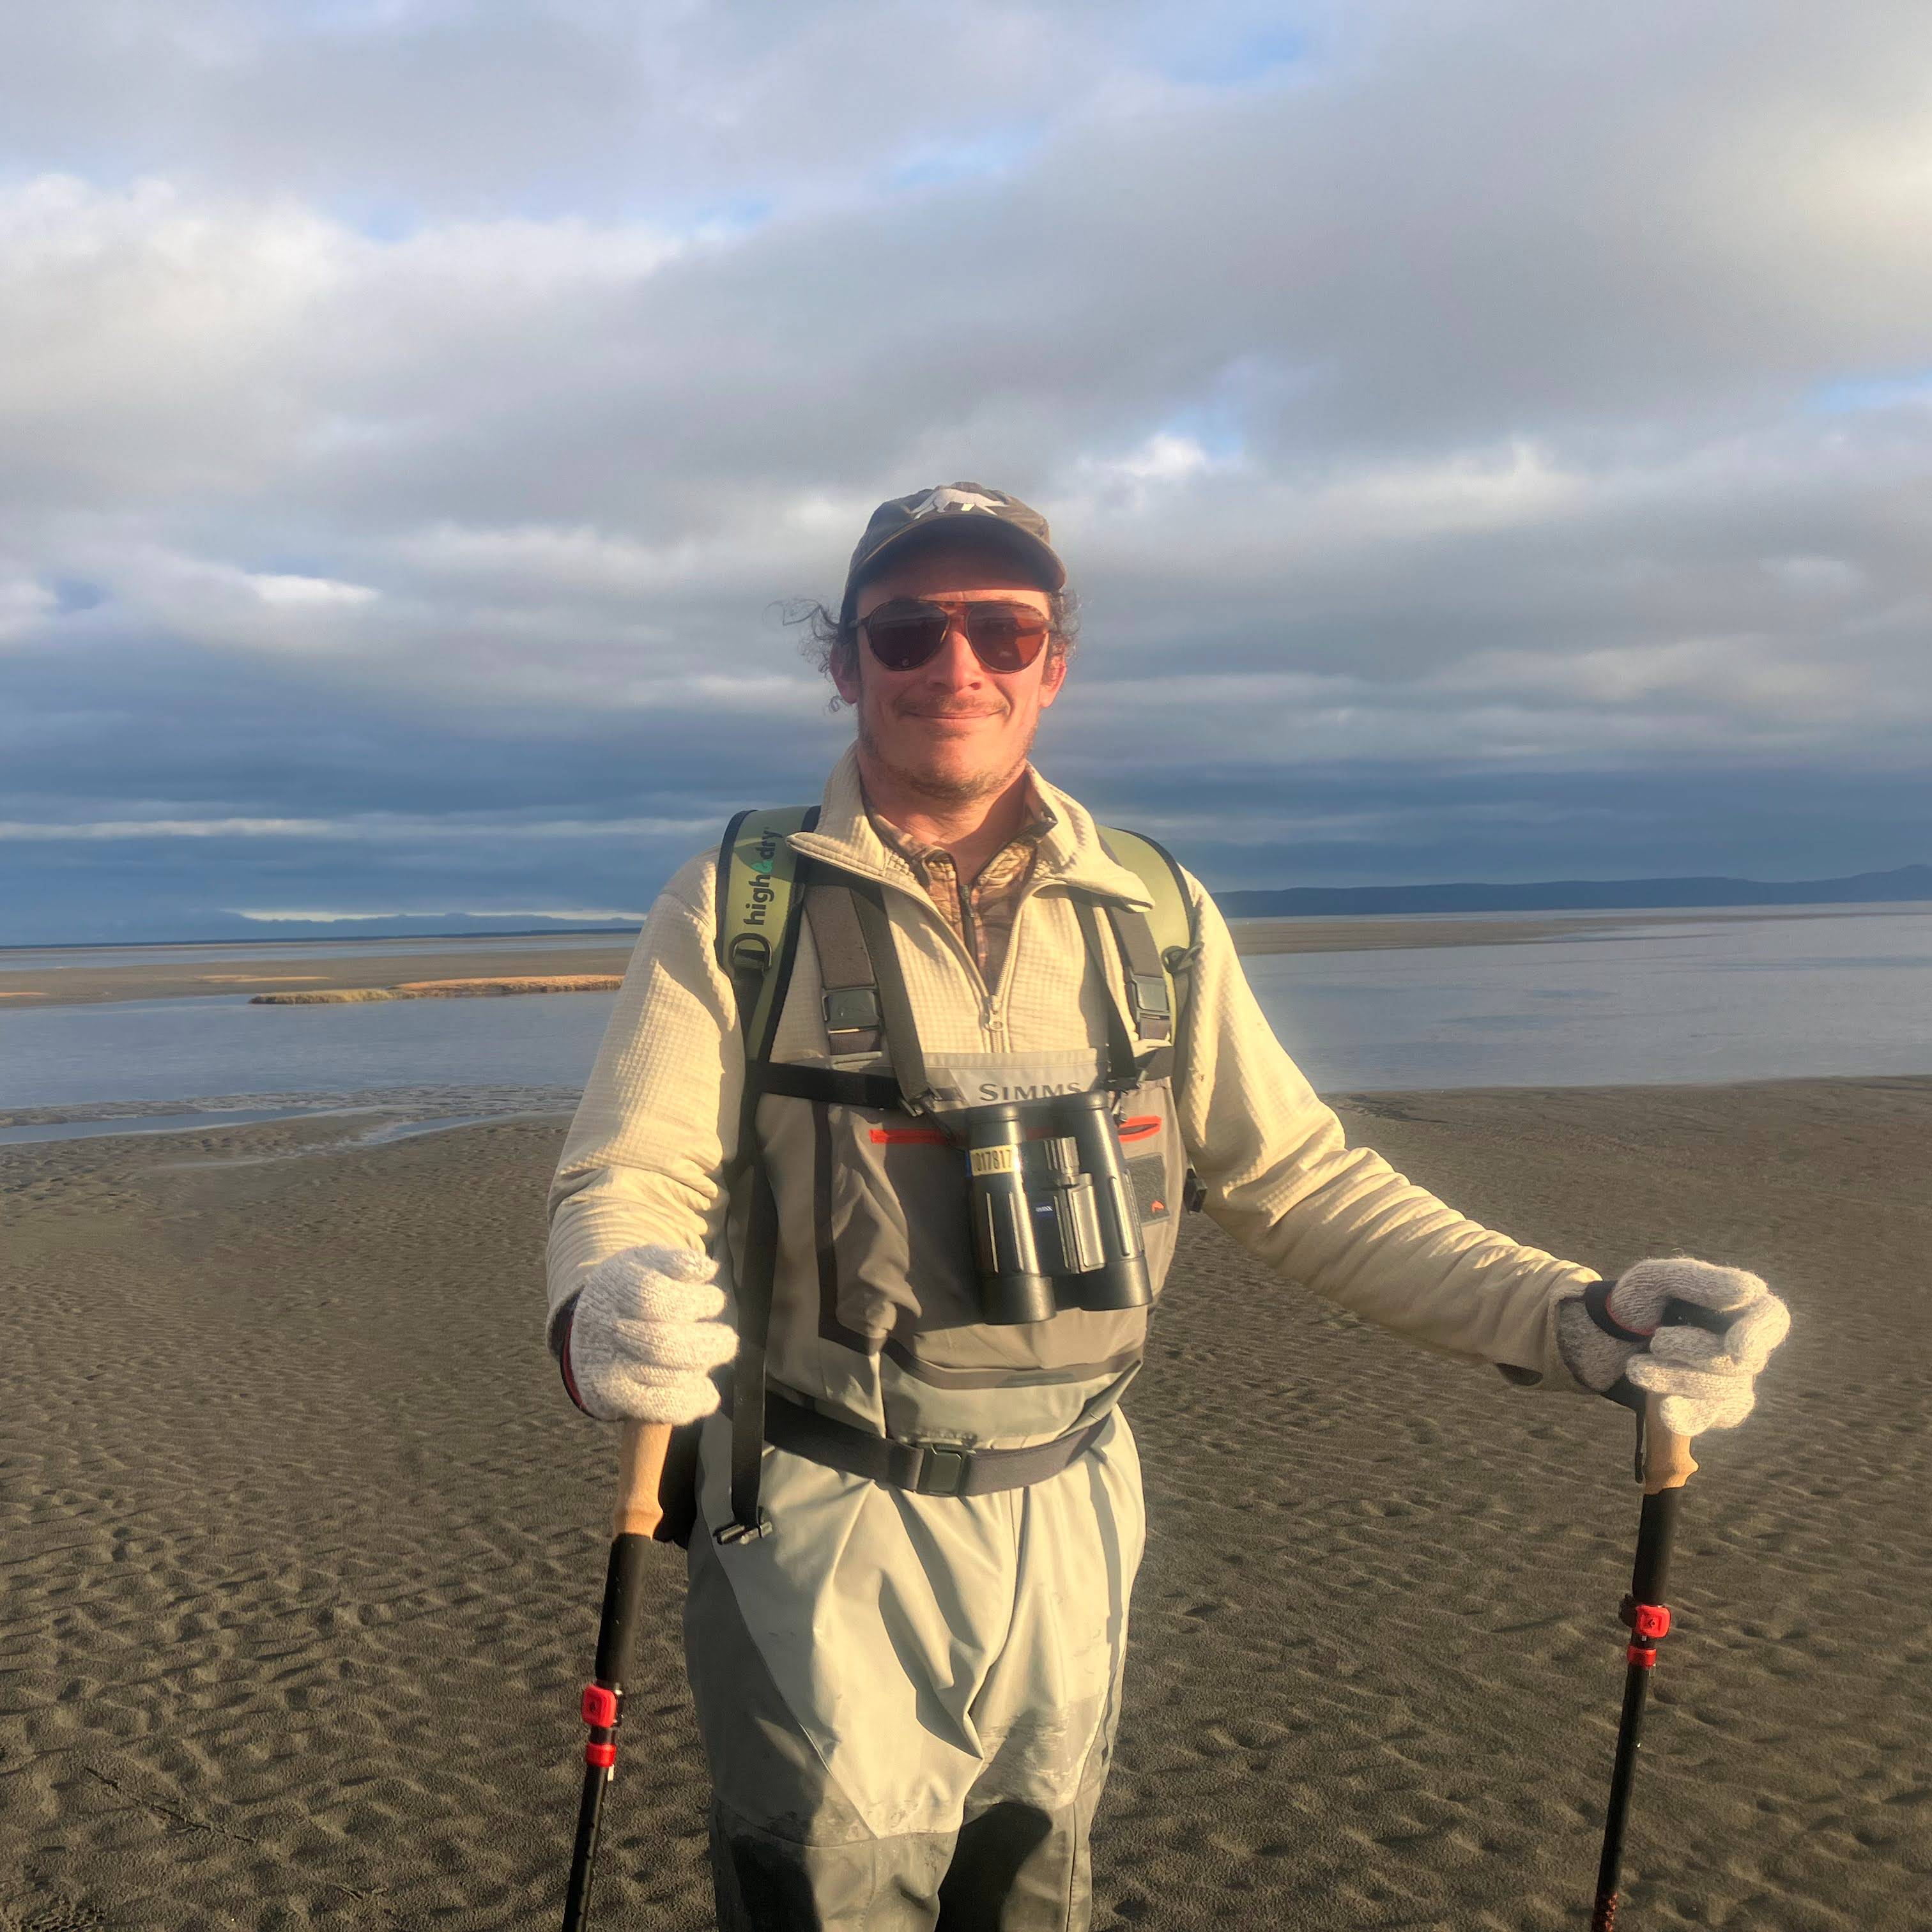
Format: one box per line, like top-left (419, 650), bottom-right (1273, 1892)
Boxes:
top-left (1216, 863), bottom-right (1932, 919)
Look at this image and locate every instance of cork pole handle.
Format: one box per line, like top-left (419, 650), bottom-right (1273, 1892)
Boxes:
top-left (613, 1420), bottom-right (673, 1540)
top-left (1641, 1395), bottom-right (1697, 1494)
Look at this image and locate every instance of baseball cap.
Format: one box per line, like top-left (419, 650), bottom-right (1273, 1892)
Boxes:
top-left (840, 482), bottom-right (1066, 622)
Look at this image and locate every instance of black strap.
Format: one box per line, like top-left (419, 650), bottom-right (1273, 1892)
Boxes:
top-left (762, 1393), bottom-right (1110, 1497)
top-left (1112, 898), bottom-right (1177, 1080)
top-left (720, 1151), bottom-right (784, 1542)
top-left (1102, 902), bottom-right (1172, 1045)
top-left (849, 885), bottom-right (939, 1112)
top-left (803, 884), bottom-right (883, 1055)
top-left (753, 1061), bottom-right (905, 1110)
top-left (1583, 1276), bottom-right (1653, 1346)
top-left (1131, 831), bottom-right (1202, 1102)
top-left (1584, 1280), bottom-right (1735, 1462)
top-left (1579, 1278), bottom-right (1652, 1429)
top-left (1071, 896), bottom-right (1156, 1092)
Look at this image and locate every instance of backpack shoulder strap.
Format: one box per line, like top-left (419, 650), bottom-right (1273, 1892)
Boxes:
top-left (1096, 825), bottom-right (1201, 1025)
top-left (714, 805), bottom-right (818, 1055)
top-left (710, 803), bottom-right (816, 1547)
top-left (1098, 824), bottom-right (1211, 1215)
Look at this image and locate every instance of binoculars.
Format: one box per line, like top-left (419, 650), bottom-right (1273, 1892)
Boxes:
top-left (960, 1090), bottom-right (1153, 1325)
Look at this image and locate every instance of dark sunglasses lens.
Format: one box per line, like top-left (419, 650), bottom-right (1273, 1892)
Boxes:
top-left (864, 611), bottom-right (949, 671)
top-left (963, 607), bottom-right (1047, 671)
top-left (863, 603), bottom-right (1049, 673)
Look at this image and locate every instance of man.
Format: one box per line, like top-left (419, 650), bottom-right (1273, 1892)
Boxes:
top-left (545, 482), bottom-right (1790, 1931)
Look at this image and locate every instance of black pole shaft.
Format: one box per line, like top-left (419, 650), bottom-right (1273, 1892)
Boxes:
top-left (563, 1761), bottom-right (610, 1932)
top-left (1591, 1483), bottom-right (1683, 1931)
top-left (1592, 1643), bottom-right (1653, 1926)
top-left (563, 1532), bottom-right (653, 1932)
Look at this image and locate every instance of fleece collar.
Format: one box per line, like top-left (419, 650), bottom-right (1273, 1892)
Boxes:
top-left (787, 743), bottom-right (1155, 910)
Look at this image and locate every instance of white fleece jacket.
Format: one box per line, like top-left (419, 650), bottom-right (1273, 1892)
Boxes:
top-left (546, 746), bottom-right (1598, 1395)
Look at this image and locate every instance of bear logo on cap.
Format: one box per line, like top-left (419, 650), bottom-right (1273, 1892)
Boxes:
top-left (905, 486), bottom-right (1004, 519)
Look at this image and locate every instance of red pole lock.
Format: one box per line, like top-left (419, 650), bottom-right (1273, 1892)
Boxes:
top-left (1618, 1595), bottom-right (1671, 1641)
top-left (1628, 1602), bottom-right (1671, 1641)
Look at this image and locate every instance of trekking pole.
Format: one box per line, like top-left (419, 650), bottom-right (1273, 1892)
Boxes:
top-left (563, 1419), bottom-right (672, 1932)
top-left (1590, 1300), bottom-right (1729, 1931)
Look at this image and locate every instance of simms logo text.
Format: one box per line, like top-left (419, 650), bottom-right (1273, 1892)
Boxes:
top-left (974, 1078), bottom-right (1090, 1102)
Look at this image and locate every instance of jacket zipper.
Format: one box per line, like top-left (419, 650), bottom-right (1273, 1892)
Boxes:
top-left (808, 859), bottom-right (997, 1037)
top-left (980, 868), bottom-right (1070, 1048)
top-left (793, 849), bottom-right (1117, 1053)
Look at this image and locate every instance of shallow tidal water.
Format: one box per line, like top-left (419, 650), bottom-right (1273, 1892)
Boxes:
top-left (2, 908), bottom-right (1929, 1140)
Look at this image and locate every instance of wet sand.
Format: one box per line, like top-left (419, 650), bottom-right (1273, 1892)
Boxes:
top-left (250, 977), bottom-right (624, 1005)
top-left (3, 1078), bottom-right (1927, 1929)
top-left (0, 944), bottom-right (643, 1008)
top-left (8, 901), bottom-right (1920, 1006)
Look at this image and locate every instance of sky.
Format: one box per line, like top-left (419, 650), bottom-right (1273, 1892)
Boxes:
top-left (3, 1), bottom-right (1931, 944)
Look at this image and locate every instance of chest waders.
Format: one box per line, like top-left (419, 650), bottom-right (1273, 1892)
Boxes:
top-left (707, 806), bottom-right (1202, 1547)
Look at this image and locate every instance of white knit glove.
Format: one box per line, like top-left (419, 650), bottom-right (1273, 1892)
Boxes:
top-left (565, 1244), bottom-right (738, 1424)
top-left (1558, 1257), bottom-right (1790, 1435)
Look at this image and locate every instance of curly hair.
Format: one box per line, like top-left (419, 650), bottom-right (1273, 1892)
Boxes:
top-left (783, 591), bottom-right (1080, 712)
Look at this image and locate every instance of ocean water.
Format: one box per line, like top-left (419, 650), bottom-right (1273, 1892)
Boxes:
top-left (1240, 908), bottom-right (1932, 1092)
top-left (2, 908), bottom-right (1928, 1143)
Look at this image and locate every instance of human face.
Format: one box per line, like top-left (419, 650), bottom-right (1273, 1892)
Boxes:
top-left (838, 539), bottom-right (1066, 806)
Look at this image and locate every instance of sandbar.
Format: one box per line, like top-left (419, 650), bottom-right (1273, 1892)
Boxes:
top-left (6, 900), bottom-right (1922, 1008)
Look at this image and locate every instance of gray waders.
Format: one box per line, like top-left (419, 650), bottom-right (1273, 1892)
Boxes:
top-left (687, 809), bottom-right (1197, 1931)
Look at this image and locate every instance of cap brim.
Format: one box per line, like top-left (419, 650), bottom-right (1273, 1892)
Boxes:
top-left (844, 518), bottom-right (1065, 616)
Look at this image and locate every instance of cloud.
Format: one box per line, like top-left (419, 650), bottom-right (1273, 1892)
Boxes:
top-left (0, 817), bottom-right (339, 840)
top-left (0, 811), bottom-right (720, 843)
top-left (0, 569), bottom-right (59, 642)
top-left (3, 1), bottom-right (1931, 942)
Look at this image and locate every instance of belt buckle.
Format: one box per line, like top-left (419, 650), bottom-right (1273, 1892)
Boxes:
top-left (917, 1445), bottom-right (971, 1496)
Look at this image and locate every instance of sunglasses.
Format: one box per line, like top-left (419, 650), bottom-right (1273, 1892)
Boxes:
top-left (857, 598), bottom-right (1051, 674)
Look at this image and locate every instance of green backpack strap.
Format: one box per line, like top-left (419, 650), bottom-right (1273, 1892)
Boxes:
top-left (714, 805), bottom-right (818, 1054)
top-left (710, 803), bottom-right (817, 1547)
top-left (1097, 825), bottom-right (1201, 1024)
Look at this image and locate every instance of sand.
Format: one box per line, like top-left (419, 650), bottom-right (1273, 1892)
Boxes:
top-left (250, 978), bottom-right (624, 1006)
top-left (0, 946), bottom-right (643, 1009)
top-left (6, 902), bottom-right (1908, 1008)
top-left (3, 1079), bottom-right (1928, 1929)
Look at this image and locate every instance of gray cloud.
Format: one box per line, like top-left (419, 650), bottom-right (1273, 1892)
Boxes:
top-left (3, 1), bottom-right (1929, 940)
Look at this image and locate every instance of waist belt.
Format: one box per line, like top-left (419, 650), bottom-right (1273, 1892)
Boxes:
top-left (762, 1394), bottom-right (1110, 1499)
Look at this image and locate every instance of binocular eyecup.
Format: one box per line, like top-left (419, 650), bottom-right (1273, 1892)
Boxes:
top-left (962, 1091), bottom-right (1153, 1326)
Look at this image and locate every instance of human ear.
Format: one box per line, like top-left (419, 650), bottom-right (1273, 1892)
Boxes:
top-left (831, 636), bottom-right (863, 707)
top-left (1036, 647), bottom-right (1068, 709)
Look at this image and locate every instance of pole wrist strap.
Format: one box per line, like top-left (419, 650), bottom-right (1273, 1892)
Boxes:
top-left (1583, 1276), bottom-right (1655, 1346)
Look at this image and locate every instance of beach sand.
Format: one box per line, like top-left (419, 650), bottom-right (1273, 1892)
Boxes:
top-left (0, 945), bottom-right (645, 1008)
top-left (3, 1078), bottom-right (1927, 1929)
top-left (250, 978), bottom-right (625, 1006)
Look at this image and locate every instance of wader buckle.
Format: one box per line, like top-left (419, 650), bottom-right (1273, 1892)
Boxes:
top-left (822, 986), bottom-right (882, 1032)
top-left (714, 1511), bottom-right (772, 1546)
top-left (1126, 972), bottom-right (1170, 1031)
top-left (915, 1446), bottom-right (971, 1496)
